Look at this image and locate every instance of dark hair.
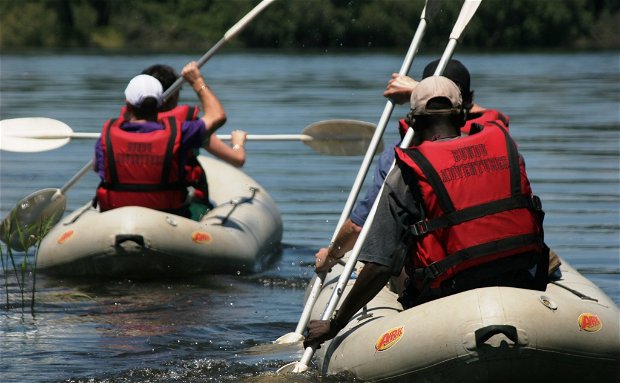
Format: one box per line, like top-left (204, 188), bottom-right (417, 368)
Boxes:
top-left (426, 97), bottom-right (454, 110)
top-left (423, 59), bottom-right (473, 110)
top-left (142, 64), bottom-right (178, 91)
top-left (129, 97), bottom-right (159, 120)
top-left (142, 64), bottom-right (180, 111)
top-left (412, 113), bottom-right (465, 134)
top-left (406, 97), bottom-right (465, 129)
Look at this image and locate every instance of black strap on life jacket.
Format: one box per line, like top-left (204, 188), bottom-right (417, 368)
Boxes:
top-left (159, 117), bottom-right (178, 184)
top-left (102, 117), bottom-right (184, 192)
top-left (409, 195), bottom-right (543, 236)
top-left (415, 233), bottom-right (542, 282)
top-left (185, 106), bottom-right (196, 121)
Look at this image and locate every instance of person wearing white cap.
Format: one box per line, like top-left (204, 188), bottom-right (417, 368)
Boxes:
top-left (94, 62), bottom-right (247, 217)
top-left (115, 63), bottom-right (233, 219)
top-left (304, 76), bottom-right (548, 349)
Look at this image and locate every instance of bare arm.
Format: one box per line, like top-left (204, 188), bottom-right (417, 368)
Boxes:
top-left (469, 103), bottom-right (486, 113)
top-left (383, 73), bottom-right (418, 105)
top-left (384, 73), bottom-right (487, 113)
top-left (333, 262), bottom-right (392, 323)
top-left (304, 262), bottom-right (392, 349)
top-left (315, 218), bottom-right (362, 273)
top-left (304, 167), bottom-right (419, 349)
top-left (181, 61), bottom-right (227, 133)
top-left (202, 130), bottom-right (247, 168)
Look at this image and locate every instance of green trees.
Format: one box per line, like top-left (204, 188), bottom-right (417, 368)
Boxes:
top-left (0, 0), bottom-right (617, 51)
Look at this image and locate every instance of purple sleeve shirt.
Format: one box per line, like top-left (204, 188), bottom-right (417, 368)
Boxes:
top-left (94, 119), bottom-right (207, 179)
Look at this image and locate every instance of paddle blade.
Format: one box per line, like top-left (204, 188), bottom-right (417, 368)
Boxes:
top-left (274, 332), bottom-right (304, 345)
top-left (424, 0), bottom-right (443, 20)
top-left (451, 0), bottom-right (482, 40)
top-left (277, 361), bottom-right (309, 374)
top-left (1, 188), bottom-right (66, 251)
top-left (302, 119), bottom-right (382, 156)
top-left (0, 117), bottom-right (72, 152)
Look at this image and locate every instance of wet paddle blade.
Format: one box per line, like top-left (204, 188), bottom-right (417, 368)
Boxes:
top-left (1, 188), bottom-right (66, 251)
top-left (302, 119), bottom-right (382, 156)
top-left (274, 332), bottom-right (304, 345)
top-left (276, 361), bottom-right (309, 374)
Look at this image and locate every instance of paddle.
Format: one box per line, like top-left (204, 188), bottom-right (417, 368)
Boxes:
top-left (277, 0), bottom-right (483, 374)
top-left (164, 0), bottom-right (277, 100)
top-left (0, 0), bottom-right (278, 252)
top-left (0, 164), bottom-right (91, 252)
top-left (274, 0), bottom-right (442, 347)
top-left (0, 117), bottom-right (376, 251)
top-left (0, 117), bottom-right (376, 157)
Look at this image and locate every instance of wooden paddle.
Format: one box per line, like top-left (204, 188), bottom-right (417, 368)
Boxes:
top-left (274, 0), bottom-right (442, 347)
top-left (0, 117), bottom-right (377, 156)
top-left (277, 0), bottom-right (483, 374)
top-left (0, 0), bottom-right (278, 251)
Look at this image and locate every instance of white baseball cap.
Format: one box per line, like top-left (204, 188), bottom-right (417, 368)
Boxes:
top-left (410, 76), bottom-right (462, 115)
top-left (124, 74), bottom-right (163, 107)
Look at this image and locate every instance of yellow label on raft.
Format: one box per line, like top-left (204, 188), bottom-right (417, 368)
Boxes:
top-left (375, 326), bottom-right (404, 352)
top-left (578, 313), bottom-right (602, 332)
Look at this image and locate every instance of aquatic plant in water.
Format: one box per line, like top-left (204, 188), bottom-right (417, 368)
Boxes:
top-left (1, 211), bottom-right (58, 314)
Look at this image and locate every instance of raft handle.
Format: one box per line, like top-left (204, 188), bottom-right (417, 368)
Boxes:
top-left (475, 325), bottom-right (518, 346)
top-left (115, 234), bottom-right (145, 247)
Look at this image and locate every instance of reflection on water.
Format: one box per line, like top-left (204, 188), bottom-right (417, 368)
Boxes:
top-left (1, 52), bottom-right (619, 382)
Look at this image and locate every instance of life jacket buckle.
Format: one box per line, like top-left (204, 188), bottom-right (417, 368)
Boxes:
top-left (424, 262), bottom-right (442, 280)
top-left (411, 220), bottom-right (430, 236)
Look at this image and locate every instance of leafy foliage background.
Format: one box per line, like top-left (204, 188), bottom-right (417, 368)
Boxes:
top-left (0, 0), bottom-right (618, 51)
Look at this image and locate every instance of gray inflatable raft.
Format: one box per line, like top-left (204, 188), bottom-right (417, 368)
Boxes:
top-left (308, 256), bottom-right (619, 382)
top-left (36, 156), bottom-right (283, 278)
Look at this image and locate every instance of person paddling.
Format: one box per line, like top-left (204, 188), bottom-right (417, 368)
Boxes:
top-left (315, 60), bottom-right (510, 272)
top-left (93, 62), bottom-right (247, 217)
top-left (304, 76), bottom-right (549, 349)
top-left (121, 63), bottom-right (218, 217)
top-left (315, 59), bottom-right (561, 284)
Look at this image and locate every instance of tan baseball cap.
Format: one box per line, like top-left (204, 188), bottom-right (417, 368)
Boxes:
top-left (410, 76), bottom-right (462, 115)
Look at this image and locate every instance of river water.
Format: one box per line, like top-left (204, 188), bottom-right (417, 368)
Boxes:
top-left (1, 52), bottom-right (618, 382)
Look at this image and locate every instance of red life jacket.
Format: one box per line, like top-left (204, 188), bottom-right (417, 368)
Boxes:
top-left (462, 109), bottom-right (509, 134)
top-left (120, 104), bottom-right (209, 203)
top-left (96, 117), bottom-right (186, 211)
top-left (398, 109), bottom-right (509, 137)
top-left (156, 106), bottom-right (209, 203)
top-left (395, 122), bottom-right (544, 290)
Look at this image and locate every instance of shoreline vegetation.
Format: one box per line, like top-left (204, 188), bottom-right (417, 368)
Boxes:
top-left (1, 0), bottom-right (618, 52)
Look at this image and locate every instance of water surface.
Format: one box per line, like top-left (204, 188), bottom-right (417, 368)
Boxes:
top-left (1, 52), bottom-right (618, 382)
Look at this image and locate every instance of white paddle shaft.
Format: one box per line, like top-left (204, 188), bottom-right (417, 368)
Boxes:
top-left (12, 131), bottom-right (314, 142)
top-left (164, 0), bottom-right (277, 100)
top-left (286, 0), bottom-right (483, 374)
top-left (285, 0), bottom-right (443, 344)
